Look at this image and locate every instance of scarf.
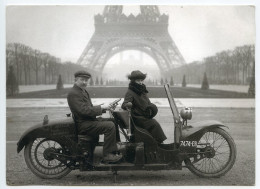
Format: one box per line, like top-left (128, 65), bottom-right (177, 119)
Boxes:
top-left (129, 81), bottom-right (148, 95)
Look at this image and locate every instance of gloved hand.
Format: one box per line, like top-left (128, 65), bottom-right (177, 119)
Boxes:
top-left (125, 102), bottom-right (133, 110)
top-left (101, 103), bottom-right (112, 113)
top-left (145, 103), bottom-right (158, 118)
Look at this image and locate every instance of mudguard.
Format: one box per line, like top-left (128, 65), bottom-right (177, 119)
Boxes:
top-left (17, 117), bottom-right (76, 153)
top-left (181, 120), bottom-right (228, 141)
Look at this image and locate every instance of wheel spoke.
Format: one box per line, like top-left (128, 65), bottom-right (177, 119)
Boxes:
top-left (213, 156), bottom-right (225, 165)
top-left (213, 157), bottom-right (221, 170)
top-left (215, 150), bottom-right (230, 155)
top-left (208, 159), bottom-right (213, 172)
top-left (211, 159), bottom-right (219, 170)
top-left (39, 144), bottom-right (46, 150)
top-left (47, 141), bottom-right (50, 148)
top-left (215, 139), bottom-right (227, 151)
top-left (54, 141), bottom-right (57, 148)
top-left (204, 132), bottom-right (209, 143)
top-left (212, 134), bottom-right (223, 147)
top-left (207, 158), bottom-right (211, 173)
top-left (203, 158), bottom-right (207, 173)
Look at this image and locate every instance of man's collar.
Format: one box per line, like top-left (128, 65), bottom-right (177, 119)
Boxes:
top-left (73, 84), bottom-right (87, 92)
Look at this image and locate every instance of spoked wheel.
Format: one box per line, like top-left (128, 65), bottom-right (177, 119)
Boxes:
top-left (24, 138), bottom-right (72, 179)
top-left (185, 128), bottom-right (236, 178)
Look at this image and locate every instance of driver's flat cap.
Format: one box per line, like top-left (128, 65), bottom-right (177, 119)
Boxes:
top-left (74, 70), bottom-right (91, 78)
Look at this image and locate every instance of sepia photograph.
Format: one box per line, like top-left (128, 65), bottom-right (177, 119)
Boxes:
top-left (3, 1), bottom-right (257, 187)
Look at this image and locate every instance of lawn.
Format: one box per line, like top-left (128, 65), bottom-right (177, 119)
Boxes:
top-left (8, 86), bottom-right (252, 98)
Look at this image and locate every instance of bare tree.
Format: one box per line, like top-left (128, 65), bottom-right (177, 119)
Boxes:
top-left (30, 50), bottom-right (42, 85)
top-left (19, 44), bottom-right (32, 85)
top-left (41, 53), bottom-right (50, 84)
top-left (6, 43), bottom-right (93, 86)
top-left (6, 44), bottom-right (14, 75)
top-left (8, 43), bottom-right (22, 84)
top-left (168, 44), bottom-right (254, 85)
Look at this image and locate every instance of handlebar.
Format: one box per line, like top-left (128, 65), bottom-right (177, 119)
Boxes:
top-left (108, 98), bottom-right (121, 111)
top-left (109, 98), bottom-right (121, 106)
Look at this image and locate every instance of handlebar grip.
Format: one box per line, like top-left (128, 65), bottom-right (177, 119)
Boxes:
top-left (109, 98), bottom-right (121, 106)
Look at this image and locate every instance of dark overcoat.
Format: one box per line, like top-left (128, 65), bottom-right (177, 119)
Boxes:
top-left (67, 84), bottom-right (102, 124)
top-left (121, 88), bottom-right (167, 143)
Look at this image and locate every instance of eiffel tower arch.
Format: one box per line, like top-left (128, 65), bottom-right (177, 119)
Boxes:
top-left (77, 5), bottom-right (186, 76)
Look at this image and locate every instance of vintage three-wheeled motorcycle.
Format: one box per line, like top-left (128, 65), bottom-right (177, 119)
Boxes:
top-left (17, 84), bottom-right (236, 181)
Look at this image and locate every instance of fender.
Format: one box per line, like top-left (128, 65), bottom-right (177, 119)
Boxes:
top-left (181, 120), bottom-right (228, 141)
top-left (17, 117), bottom-right (75, 153)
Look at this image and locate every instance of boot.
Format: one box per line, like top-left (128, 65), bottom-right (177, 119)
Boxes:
top-left (103, 153), bottom-right (122, 163)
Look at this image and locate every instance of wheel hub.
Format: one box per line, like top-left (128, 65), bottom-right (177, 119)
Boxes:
top-left (204, 146), bottom-right (215, 158)
top-left (43, 147), bottom-right (56, 161)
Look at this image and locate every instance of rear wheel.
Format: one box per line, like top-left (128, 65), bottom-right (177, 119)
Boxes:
top-left (24, 138), bottom-right (72, 179)
top-left (185, 128), bottom-right (236, 178)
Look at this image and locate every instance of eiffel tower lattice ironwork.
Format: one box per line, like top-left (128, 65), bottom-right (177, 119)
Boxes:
top-left (77, 5), bottom-right (186, 75)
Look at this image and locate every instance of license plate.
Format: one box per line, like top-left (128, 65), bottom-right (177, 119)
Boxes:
top-left (180, 141), bottom-right (197, 147)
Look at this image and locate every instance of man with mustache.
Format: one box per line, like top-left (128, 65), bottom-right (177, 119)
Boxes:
top-left (67, 70), bottom-right (122, 163)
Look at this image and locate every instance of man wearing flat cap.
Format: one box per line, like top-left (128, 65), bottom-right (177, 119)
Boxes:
top-left (67, 70), bottom-right (122, 163)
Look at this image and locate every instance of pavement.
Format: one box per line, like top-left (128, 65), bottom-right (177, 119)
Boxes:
top-left (6, 98), bottom-right (255, 108)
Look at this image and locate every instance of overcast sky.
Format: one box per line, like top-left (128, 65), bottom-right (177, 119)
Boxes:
top-left (6, 5), bottom-right (255, 64)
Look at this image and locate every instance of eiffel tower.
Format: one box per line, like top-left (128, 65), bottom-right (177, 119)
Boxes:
top-left (77, 5), bottom-right (186, 75)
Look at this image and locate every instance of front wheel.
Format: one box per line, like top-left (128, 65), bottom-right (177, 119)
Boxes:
top-left (24, 138), bottom-right (72, 179)
top-left (185, 127), bottom-right (236, 178)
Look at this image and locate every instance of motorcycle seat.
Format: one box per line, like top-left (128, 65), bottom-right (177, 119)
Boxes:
top-left (78, 134), bottom-right (99, 143)
top-left (113, 110), bottom-right (129, 129)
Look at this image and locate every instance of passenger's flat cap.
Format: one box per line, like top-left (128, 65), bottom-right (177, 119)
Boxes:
top-left (74, 70), bottom-right (91, 78)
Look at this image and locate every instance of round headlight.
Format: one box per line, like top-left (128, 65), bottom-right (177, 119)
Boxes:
top-left (180, 107), bottom-right (192, 120)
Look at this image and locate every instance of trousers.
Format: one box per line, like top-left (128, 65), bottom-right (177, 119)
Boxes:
top-left (78, 118), bottom-right (120, 156)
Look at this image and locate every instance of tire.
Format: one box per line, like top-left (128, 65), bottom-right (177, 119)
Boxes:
top-left (185, 127), bottom-right (236, 178)
top-left (24, 138), bottom-right (72, 179)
